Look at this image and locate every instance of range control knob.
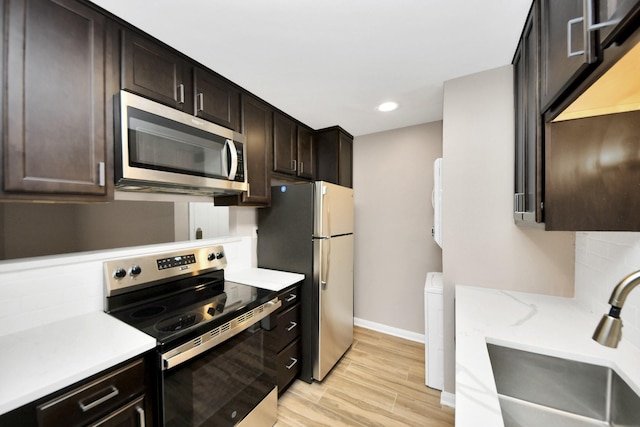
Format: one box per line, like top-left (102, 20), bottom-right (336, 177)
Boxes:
top-left (207, 253), bottom-right (216, 261)
top-left (216, 251), bottom-right (225, 259)
top-left (113, 268), bottom-right (127, 279)
top-left (130, 265), bottom-right (142, 276)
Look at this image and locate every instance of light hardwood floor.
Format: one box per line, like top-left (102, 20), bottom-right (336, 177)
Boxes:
top-left (274, 326), bottom-right (455, 427)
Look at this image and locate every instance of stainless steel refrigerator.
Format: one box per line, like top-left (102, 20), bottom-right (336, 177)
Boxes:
top-left (257, 181), bottom-right (354, 382)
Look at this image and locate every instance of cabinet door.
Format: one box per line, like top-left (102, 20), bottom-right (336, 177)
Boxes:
top-left (38, 359), bottom-right (146, 426)
top-left (193, 67), bottom-right (241, 131)
top-left (338, 132), bottom-right (353, 188)
top-left (240, 95), bottom-right (272, 205)
top-left (545, 110), bottom-right (640, 230)
top-left (4, 0), bottom-right (110, 198)
top-left (540, 0), bottom-right (598, 111)
top-left (315, 127), bottom-right (353, 188)
top-left (514, 1), bottom-right (543, 224)
top-left (273, 112), bottom-right (297, 175)
top-left (597, 0), bottom-right (640, 47)
top-left (297, 126), bottom-right (314, 179)
top-left (121, 30), bottom-right (191, 112)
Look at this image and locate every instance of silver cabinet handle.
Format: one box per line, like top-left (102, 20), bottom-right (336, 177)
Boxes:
top-left (514, 192), bottom-right (525, 213)
top-left (291, 159), bottom-right (297, 172)
top-left (586, 0), bottom-right (621, 31)
top-left (567, 16), bottom-right (585, 57)
top-left (78, 386), bottom-right (119, 412)
top-left (299, 161), bottom-right (304, 175)
top-left (285, 357), bottom-right (298, 370)
top-left (98, 162), bottom-right (105, 187)
top-left (177, 84), bottom-right (185, 104)
top-left (197, 92), bottom-right (204, 112)
top-left (285, 293), bottom-right (297, 303)
top-left (286, 321), bottom-right (298, 332)
top-left (136, 406), bottom-right (146, 427)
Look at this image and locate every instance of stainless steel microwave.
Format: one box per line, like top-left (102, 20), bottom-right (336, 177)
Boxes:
top-left (115, 90), bottom-right (248, 196)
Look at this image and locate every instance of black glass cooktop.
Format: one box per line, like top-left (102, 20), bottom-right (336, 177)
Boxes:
top-left (107, 269), bottom-right (275, 348)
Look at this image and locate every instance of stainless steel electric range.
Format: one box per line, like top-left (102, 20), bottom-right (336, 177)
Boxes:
top-left (103, 245), bottom-right (281, 427)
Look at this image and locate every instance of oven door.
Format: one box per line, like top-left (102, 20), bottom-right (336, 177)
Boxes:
top-left (160, 323), bottom-right (277, 427)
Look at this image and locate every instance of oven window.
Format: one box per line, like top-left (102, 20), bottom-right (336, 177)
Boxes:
top-left (162, 325), bottom-right (276, 427)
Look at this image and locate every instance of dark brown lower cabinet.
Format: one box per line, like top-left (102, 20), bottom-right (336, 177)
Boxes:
top-left (277, 339), bottom-right (302, 393)
top-left (0, 356), bottom-right (154, 427)
top-left (265, 284), bottom-right (302, 396)
top-left (37, 358), bottom-right (151, 427)
top-left (545, 110), bottom-right (640, 230)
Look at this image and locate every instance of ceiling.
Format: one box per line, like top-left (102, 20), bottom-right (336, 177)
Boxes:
top-left (92, 0), bottom-right (533, 137)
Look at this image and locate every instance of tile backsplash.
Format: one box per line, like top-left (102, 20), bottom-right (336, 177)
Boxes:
top-left (0, 237), bottom-right (253, 337)
top-left (575, 232), bottom-right (640, 349)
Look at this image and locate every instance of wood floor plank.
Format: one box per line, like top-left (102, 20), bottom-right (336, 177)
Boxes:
top-left (274, 326), bottom-right (455, 427)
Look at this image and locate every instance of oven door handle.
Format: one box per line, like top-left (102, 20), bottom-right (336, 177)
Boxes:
top-left (161, 297), bottom-right (281, 370)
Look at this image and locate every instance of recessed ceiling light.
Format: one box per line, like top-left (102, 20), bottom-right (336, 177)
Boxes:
top-left (377, 102), bottom-right (398, 112)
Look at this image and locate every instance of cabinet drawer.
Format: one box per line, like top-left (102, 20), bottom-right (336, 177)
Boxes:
top-left (277, 338), bottom-right (301, 394)
top-left (37, 359), bottom-right (145, 426)
top-left (278, 285), bottom-right (300, 312)
top-left (91, 395), bottom-right (146, 427)
top-left (276, 304), bottom-right (301, 351)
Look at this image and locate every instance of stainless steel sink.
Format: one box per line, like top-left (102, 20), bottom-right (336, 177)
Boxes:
top-left (487, 344), bottom-right (640, 427)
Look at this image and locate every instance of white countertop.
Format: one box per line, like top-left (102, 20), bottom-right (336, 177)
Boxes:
top-left (0, 312), bottom-right (156, 415)
top-left (0, 265), bottom-right (302, 416)
top-left (226, 268), bottom-right (304, 292)
top-left (455, 285), bottom-right (640, 427)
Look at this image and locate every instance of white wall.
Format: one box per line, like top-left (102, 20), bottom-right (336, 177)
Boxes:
top-left (575, 232), bottom-right (640, 349)
top-left (353, 122), bottom-right (443, 336)
top-left (441, 65), bottom-right (576, 393)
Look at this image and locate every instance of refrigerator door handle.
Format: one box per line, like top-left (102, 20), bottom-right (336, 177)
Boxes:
top-left (320, 237), bottom-right (331, 290)
top-left (326, 185), bottom-right (331, 238)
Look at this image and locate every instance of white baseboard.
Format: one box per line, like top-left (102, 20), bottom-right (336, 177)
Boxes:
top-left (354, 317), bottom-right (425, 343)
top-left (440, 391), bottom-right (456, 408)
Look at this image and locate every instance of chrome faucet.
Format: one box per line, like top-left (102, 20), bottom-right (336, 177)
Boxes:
top-left (593, 270), bottom-right (640, 348)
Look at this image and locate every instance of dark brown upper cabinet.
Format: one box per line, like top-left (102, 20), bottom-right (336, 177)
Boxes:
top-left (216, 94), bottom-right (273, 206)
top-left (513, 0), bottom-right (544, 225)
top-left (544, 20), bottom-right (640, 231)
top-left (540, 0), bottom-right (599, 112)
top-left (296, 126), bottom-right (315, 180)
top-left (597, 0), bottom-right (640, 47)
top-left (315, 126), bottom-right (353, 188)
top-left (121, 29), bottom-right (192, 113)
top-left (540, 0), bottom-right (640, 115)
top-left (193, 67), bottom-right (241, 131)
top-left (1, 0), bottom-right (115, 202)
top-left (273, 112), bottom-right (314, 180)
top-left (273, 112), bottom-right (298, 176)
top-left (545, 110), bottom-right (640, 230)
top-left (121, 29), bottom-right (241, 132)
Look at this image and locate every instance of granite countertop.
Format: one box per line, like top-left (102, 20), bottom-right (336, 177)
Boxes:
top-left (0, 312), bottom-right (156, 415)
top-left (226, 268), bottom-right (304, 292)
top-left (455, 285), bottom-right (640, 427)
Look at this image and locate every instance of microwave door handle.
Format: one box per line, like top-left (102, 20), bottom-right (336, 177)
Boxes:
top-left (224, 139), bottom-right (238, 179)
